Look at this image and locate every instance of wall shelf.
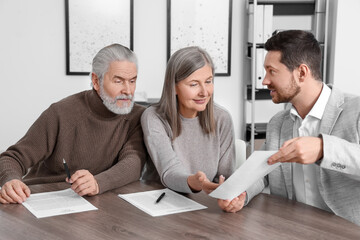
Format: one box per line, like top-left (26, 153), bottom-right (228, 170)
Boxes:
top-left (246, 85), bottom-right (272, 100)
top-left (246, 123), bottom-right (267, 141)
top-left (246, 0), bottom-right (327, 152)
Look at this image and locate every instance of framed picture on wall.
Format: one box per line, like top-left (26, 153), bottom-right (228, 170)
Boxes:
top-left (65, 0), bottom-right (133, 75)
top-left (167, 0), bottom-right (232, 76)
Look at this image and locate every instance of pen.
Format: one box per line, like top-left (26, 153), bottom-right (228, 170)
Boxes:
top-left (155, 192), bottom-right (166, 204)
top-left (63, 158), bottom-right (71, 183)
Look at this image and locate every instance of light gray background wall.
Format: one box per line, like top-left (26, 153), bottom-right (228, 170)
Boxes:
top-left (0, 0), bottom-right (359, 151)
top-left (0, 0), bottom-right (246, 150)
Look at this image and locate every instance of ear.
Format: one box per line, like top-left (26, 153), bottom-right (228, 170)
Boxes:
top-left (91, 73), bottom-right (100, 91)
top-left (175, 84), bottom-right (178, 95)
top-left (298, 64), bottom-right (310, 82)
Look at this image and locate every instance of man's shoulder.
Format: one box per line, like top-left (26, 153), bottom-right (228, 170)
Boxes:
top-left (50, 90), bottom-right (88, 109)
top-left (268, 108), bottom-right (290, 127)
top-left (329, 87), bottom-right (360, 115)
top-left (342, 92), bottom-right (360, 107)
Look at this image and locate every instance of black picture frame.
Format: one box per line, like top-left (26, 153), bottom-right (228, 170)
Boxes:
top-left (65, 0), bottom-right (134, 75)
top-left (167, 0), bottom-right (232, 76)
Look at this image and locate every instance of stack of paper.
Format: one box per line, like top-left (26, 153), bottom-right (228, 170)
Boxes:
top-left (119, 188), bottom-right (207, 217)
top-left (22, 188), bottom-right (97, 218)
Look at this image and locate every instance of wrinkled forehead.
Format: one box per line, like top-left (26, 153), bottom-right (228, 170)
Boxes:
top-left (106, 61), bottom-right (137, 77)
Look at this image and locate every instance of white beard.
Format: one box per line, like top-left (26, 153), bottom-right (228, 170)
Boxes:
top-left (99, 84), bottom-right (134, 115)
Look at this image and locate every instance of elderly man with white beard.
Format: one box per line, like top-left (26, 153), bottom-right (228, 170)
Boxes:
top-left (0, 44), bottom-right (147, 204)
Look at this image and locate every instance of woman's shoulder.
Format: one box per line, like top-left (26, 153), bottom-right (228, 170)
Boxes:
top-left (142, 105), bottom-right (162, 120)
top-left (213, 103), bottom-right (232, 121)
top-left (141, 105), bottom-right (173, 137)
top-left (141, 106), bottom-right (169, 127)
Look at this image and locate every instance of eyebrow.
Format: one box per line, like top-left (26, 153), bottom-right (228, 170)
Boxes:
top-left (113, 75), bottom-right (137, 80)
top-left (264, 64), bottom-right (275, 70)
top-left (190, 75), bottom-right (213, 81)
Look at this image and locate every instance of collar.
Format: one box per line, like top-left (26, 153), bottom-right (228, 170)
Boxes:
top-left (86, 89), bottom-right (122, 119)
top-left (290, 83), bottom-right (332, 121)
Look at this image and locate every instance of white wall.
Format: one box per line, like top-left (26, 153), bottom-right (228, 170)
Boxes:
top-left (0, 0), bottom-right (247, 150)
top-left (328, 0), bottom-right (360, 94)
top-left (0, 0), bottom-right (90, 151)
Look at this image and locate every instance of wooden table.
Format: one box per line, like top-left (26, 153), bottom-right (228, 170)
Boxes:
top-left (1, 181), bottom-right (359, 240)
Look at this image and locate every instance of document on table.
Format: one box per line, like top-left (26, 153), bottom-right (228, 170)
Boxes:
top-left (118, 188), bottom-right (207, 217)
top-left (209, 151), bottom-right (280, 200)
top-left (22, 188), bottom-right (97, 218)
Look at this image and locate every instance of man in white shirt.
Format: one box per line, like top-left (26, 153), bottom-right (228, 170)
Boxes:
top-left (220, 30), bottom-right (360, 225)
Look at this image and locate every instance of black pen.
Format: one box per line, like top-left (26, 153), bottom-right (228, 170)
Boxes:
top-left (63, 158), bottom-right (71, 183)
top-left (155, 192), bottom-right (166, 204)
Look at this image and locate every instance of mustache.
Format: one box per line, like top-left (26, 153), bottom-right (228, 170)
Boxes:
top-left (115, 94), bottom-right (133, 100)
top-left (107, 94), bottom-right (133, 104)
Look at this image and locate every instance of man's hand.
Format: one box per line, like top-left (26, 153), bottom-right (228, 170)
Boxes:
top-left (268, 136), bottom-right (323, 165)
top-left (68, 170), bottom-right (99, 196)
top-left (187, 171), bottom-right (209, 192)
top-left (216, 176), bottom-right (246, 213)
top-left (0, 179), bottom-right (31, 204)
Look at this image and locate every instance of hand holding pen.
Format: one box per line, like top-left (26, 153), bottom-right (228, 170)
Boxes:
top-left (63, 158), bottom-right (99, 196)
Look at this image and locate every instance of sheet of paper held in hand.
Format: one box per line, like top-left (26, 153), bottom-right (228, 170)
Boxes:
top-left (118, 188), bottom-right (207, 217)
top-left (209, 151), bottom-right (280, 200)
top-left (22, 188), bottom-right (97, 218)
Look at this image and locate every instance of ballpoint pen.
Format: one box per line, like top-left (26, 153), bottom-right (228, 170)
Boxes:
top-left (155, 192), bottom-right (166, 204)
top-left (63, 158), bottom-right (71, 183)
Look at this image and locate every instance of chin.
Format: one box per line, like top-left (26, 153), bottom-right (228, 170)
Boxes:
top-left (196, 106), bottom-right (207, 112)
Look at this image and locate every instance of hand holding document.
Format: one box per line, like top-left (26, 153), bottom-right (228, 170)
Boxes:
top-left (209, 151), bottom-right (280, 200)
top-left (22, 188), bottom-right (97, 218)
top-left (118, 188), bottom-right (207, 217)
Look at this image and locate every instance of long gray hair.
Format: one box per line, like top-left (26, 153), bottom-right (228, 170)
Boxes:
top-left (91, 43), bottom-right (138, 83)
top-left (156, 46), bottom-right (215, 140)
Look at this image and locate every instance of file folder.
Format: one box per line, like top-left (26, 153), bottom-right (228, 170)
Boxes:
top-left (248, 4), bottom-right (264, 43)
top-left (256, 48), bottom-right (267, 89)
top-left (263, 5), bottom-right (273, 42)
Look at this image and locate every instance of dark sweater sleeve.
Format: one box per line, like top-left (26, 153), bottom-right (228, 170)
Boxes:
top-left (94, 109), bottom-right (147, 194)
top-left (0, 106), bottom-right (59, 186)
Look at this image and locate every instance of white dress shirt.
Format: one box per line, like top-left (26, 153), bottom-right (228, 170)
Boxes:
top-left (290, 83), bottom-right (332, 211)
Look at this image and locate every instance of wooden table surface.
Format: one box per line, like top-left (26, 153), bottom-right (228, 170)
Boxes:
top-left (1, 180), bottom-right (359, 240)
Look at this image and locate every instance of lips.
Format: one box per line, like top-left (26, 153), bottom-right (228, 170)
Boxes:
top-left (194, 99), bottom-right (207, 104)
top-left (268, 88), bottom-right (276, 96)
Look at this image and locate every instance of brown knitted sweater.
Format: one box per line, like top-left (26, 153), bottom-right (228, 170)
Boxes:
top-left (0, 90), bottom-right (147, 194)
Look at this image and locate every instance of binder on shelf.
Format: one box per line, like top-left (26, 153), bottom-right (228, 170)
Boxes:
top-left (255, 48), bottom-right (267, 89)
top-left (246, 123), bottom-right (267, 141)
top-left (248, 4), bottom-right (264, 44)
top-left (263, 5), bottom-right (273, 42)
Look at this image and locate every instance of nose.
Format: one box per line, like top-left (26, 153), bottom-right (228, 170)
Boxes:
top-left (121, 81), bottom-right (131, 95)
top-left (262, 73), bottom-right (270, 86)
top-left (198, 84), bottom-right (208, 97)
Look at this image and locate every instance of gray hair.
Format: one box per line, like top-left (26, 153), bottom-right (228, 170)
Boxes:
top-left (156, 46), bottom-right (215, 140)
top-left (91, 43), bottom-right (138, 83)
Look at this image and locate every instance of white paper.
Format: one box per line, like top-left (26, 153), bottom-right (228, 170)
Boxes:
top-left (209, 151), bottom-right (280, 200)
top-left (22, 188), bottom-right (97, 218)
top-left (118, 188), bottom-right (207, 217)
